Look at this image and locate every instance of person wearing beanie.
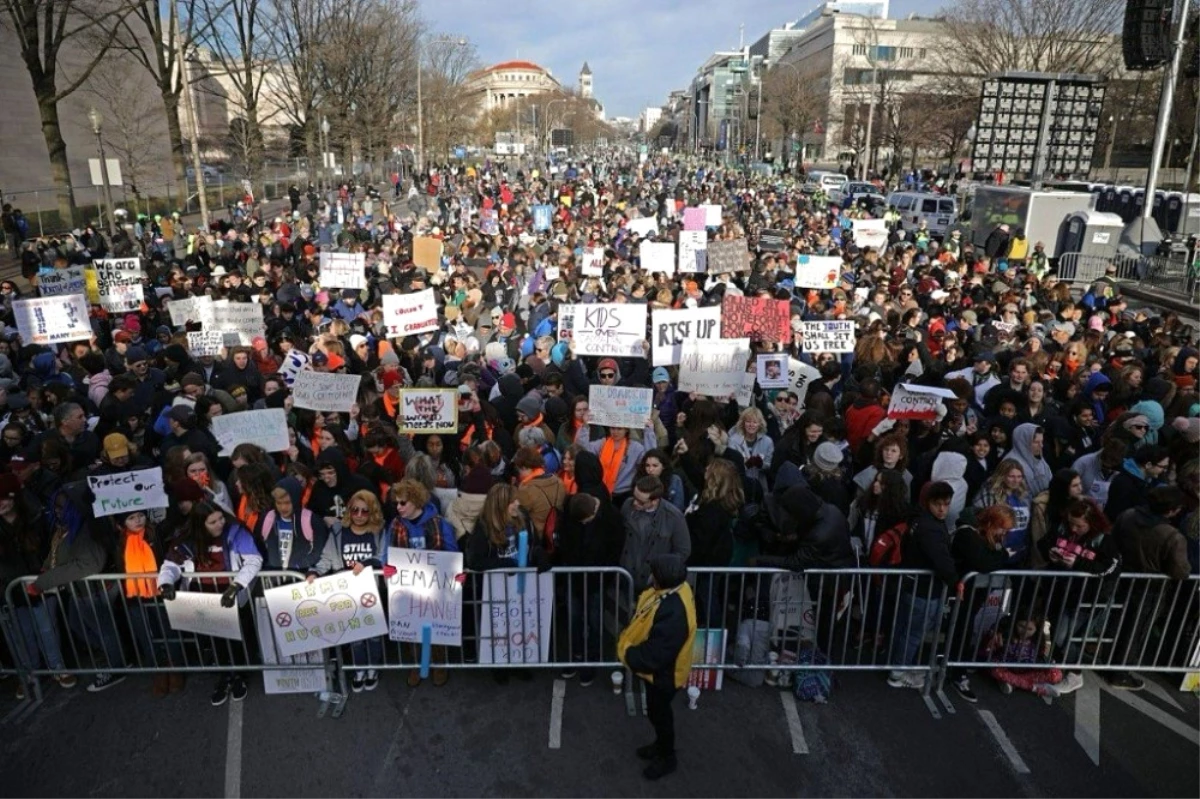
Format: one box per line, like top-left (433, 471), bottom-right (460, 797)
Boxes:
top-left (515, 394), bottom-right (554, 444)
top-left (596, 358), bottom-right (620, 385)
top-left (617, 553), bottom-right (696, 781)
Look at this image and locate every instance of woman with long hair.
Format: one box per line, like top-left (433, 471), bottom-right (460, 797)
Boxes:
top-left (186, 451), bottom-right (234, 513)
top-left (728, 407), bottom-right (774, 484)
top-left (556, 395), bottom-right (590, 454)
top-left (233, 462), bottom-right (276, 538)
top-left (1028, 469), bottom-right (1084, 568)
top-left (972, 458), bottom-right (1033, 564)
top-left (847, 469), bottom-right (910, 553)
top-left (465, 483), bottom-right (545, 572)
top-left (686, 458), bottom-right (743, 626)
top-left (637, 448), bottom-right (685, 512)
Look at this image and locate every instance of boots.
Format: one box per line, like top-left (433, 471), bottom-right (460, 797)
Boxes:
top-left (152, 675), bottom-right (170, 697)
top-left (168, 673), bottom-right (186, 694)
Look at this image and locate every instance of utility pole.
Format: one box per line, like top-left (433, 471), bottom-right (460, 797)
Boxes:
top-left (86, 108), bottom-right (117, 237)
top-left (182, 53), bottom-right (209, 230)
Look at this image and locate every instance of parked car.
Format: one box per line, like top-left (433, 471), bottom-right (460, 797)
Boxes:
top-left (832, 180), bottom-right (885, 208)
top-left (186, 164), bottom-right (223, 181)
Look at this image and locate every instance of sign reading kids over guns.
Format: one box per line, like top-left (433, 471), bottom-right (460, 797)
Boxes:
top-left (568, 303), bottom-right (647, 358)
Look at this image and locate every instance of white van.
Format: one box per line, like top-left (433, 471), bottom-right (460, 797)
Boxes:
top-left (886, 191), bottom-right (958, 238)
top-left (806, 170), bottom-right (850, 195)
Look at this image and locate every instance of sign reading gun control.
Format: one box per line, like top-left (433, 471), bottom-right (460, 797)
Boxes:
top-left (88, 467), bottom-right (168, 517)
top-left (887, 383), bottom-right (958, 421)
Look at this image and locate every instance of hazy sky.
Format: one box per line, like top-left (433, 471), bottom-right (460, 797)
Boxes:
top-left (424, 0), bottom-right (932, 118)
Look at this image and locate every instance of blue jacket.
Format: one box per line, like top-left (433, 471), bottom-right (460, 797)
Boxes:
top-left (390, 501), bottom-right (459, 552)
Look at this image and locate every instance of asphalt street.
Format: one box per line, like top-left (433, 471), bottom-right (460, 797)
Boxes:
top-left (1, 666), bottom-right (1196, 797)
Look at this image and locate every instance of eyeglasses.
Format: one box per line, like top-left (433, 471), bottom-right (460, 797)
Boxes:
top-left (395, 499), bottom-right (411, 507)
top-left (349, 507), bottom-right (370, 516)
top-left (599, 372), bottom-right (615, 379)
top-left (1130, 424), bottom-right (1149, 430)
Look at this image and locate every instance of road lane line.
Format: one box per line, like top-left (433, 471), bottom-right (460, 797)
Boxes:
top-left (1100, 683), bottom-right (1200, 746)
top-left (779, 692), bottom-right (809, 755)
top-left (1137, 674), bottom-right (1186, 713)
top-left (1074, 673), bottom-right (1102, 766)
top-left (549, 679), bottom-right (566, 749)
top-left (978, 709), bottom-right (1031, 774)
top-left (225, 698), bottom-right (244, 799)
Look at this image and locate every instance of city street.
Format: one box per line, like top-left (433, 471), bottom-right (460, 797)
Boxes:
top-left (1, 667), bottom-right (1196, 797)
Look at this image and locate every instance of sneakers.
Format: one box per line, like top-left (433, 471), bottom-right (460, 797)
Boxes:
top-left (86, 673), bottom-right (126, 693)
top-left (953, 676), bottom-right (978, 704)
top-left (1035, 682), bottom-right (1062, 702)
top-left (230, 676), bottom-right (248, 702)
top-left (364, 670), bottom-right (379, 692)
top-left (887, 670), bottom-right (925, 689)
top-left (1104, 670), bottom-right (1146, 691)
top-left (152, 675), bottom-right (170, 697)
top-left (560, 667), bottom-right (578, 680)
top-left (351, 671), bottom-right (367, 693)
top-left (407, 669), bottom-right (422, 688)
top-left (578, 668), bottom-right (596, 687)
top-left (998, 681), bottom-right (1014, 695)
top-left (432, 668), bottom-right (448, 687)
top-left (642, 755), bottom-right (678, 781)
top-left (210, 677), bottom-right (231, 707)
top-left (54, 674), bottom-right (77, 689)
top-left (1056, 672), bottom-right (1085, 695)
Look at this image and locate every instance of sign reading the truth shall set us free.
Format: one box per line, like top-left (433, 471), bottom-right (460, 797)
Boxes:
top-left (263, 567), bottom-right (386, 658)
top-left (386, 548), bottom-right (464, 646)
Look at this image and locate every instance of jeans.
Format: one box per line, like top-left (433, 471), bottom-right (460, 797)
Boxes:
top-left (644, 681), bottom-right (679, 757)
top-left (349, 637), bottom-right (383, 668)
top-left (67, 584), bottom-right (126, 670)
top-left (128, 601), bottom-right (185, 668)
top-left (14, 595), bottom-right (65, 672)
top-left (889, 590), bottom-right (942, 667)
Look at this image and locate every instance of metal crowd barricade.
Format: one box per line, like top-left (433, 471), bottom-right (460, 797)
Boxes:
top-left (936, 570), bottom-right (1200, 711)
top-left (1055, 250), bottom-right (1199, 301)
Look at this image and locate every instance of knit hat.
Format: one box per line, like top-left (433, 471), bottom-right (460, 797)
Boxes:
top-left (381, 370), bottom-right (403, 390)
top-left (516, 395), bottom-right (542, 420)
top-left (597, 358), bottom-right (619, 374)
top-left (180, 372), bottom-right (205, 389)
top-left (169, 477), bottom-right (205, 504)
top-left (1171, 416), bottom-right (1200, 444)
top-left (812, 442), bottom-right (844, 472)
top-left (125, 346), bottom-right (149, 364)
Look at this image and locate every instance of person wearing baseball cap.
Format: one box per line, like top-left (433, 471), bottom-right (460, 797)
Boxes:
top-left (597, 358), bottom-right (620, 385)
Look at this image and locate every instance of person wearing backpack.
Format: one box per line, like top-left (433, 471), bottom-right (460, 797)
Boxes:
top-left (513, 445), bottom-right (566, 555)
top-left (259, 477), bottom-right (328, 572)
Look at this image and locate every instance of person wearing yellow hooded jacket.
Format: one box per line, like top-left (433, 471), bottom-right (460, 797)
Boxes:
top-left (617, 553), bottom-right (697, 781)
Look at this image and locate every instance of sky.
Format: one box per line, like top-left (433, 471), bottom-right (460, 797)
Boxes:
top-left (423, 0), bottom-right (930, 119)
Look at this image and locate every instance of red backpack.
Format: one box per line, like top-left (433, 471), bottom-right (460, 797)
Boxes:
top-left (868, 522), bottom-right (910, 569)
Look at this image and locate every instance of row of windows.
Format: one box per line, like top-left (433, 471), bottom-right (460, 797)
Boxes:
top-left (843, 68), bottom-right (918, 84)
top-left (499, 73), bottom-right (546, 83)
top-left (850, 44), bottom-right (926, 61)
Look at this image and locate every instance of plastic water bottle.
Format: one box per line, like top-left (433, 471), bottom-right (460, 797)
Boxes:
top-left (765, 652), bottom-right (780, 687)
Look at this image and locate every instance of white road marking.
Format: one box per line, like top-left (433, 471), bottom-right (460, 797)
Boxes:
top-left (978, 709), bottom-right (1031, 774)
top-left (779, 692), bottom-right (809, 755)
top-left (1100, 683), bottom-right (1200, 746)
top-left (548, 679), bottom-right (566, 750)
top-left (224, 698), bottom-right (244, 799)
top-left (1137, 674), bottom-right (1186, 713)
top-left (1074, 673), bottom-right (1102, 766)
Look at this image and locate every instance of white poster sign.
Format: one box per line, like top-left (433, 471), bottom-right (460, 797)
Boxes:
top-left (167, 295), bottom-right (215, 328)
top-left (639, 241), bottom-right (675, 275)
top-left (254, 599), bottom-right (328, 695)
top-left (186, 331), bottom-right (225, 357)
top-left (318, 252), bottom-right (367, 289)
top-left (795, 255), bottom-right (843, 289)
top-left (164, 591), bottom-right (243, 641)
top-left (786, 358), bottom-right (822, 408)
top-left (756, 354), bottom-right (789, 389)
top-left (386, 548), bottom-right (464, 646)
top-left (211, 408), bottom-right (290, 456)
top-left (702, 203), bottom-right (723, 227)
top-left (88, 467), bottom-right (168, 517)
top-left (211, 300), bottom-right (265, 346)
top-left (37, 266), bottom-right (87, 298)
top-left (93, 258), bottom-right (143, 313)
top-left (733, 370), bottom-right (757, 408)
top-left (801, 321), bottom-right (855, 353)
top-left (291, 371), bottom-right (362, 413)
top-left (678, 338), bottom-right (751, 397)
top-left (383, 289), bottom-right (439, 337)
top-left (887, 383), bottom-right (958, 421)
top-left (262, 567), bottom-right (386, 658)
top-left (479, 572), bottom-right (554, 664)
top-left (13, 295), bottom-right (93, 345)
top-left (544, 265), bottom-right (561, 282)
top-left (627, 216), bottom-right (658, 237)
top-left (588, 385), bottom-right (653, 429)
top-left (651, 306), bottom-right (721, 367)
top-left (677, 230), bottom-right (707, 273)
top-left (581, 247), bottom-right (606, 277)
top-left (396, 388), bottom-right (459, 433)
top-left (570, 303), bottom-right (647, 358)
top-left (852, 218), bottom-right (888, 250)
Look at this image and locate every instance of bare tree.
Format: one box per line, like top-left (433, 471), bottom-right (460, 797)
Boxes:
top-left (1, 0), bottom-right (134, 222)
top-left (83, 54), bottom-right (170, 204)
top-left (760, 65), bottom-right (826, 163)
top-left (420, 36), bottom-right (481, 165)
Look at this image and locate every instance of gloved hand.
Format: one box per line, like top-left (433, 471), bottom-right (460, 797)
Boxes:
top-left (25, 582), bottom-right (41, 598)
top-left (382, 565), bottom-right (397, 578)
top-left (220, 583), bottom-right (241, 608)
top-left (871, 418), bottom-right (897, 438)
top-left (159, 583), bottom-right (177, 601)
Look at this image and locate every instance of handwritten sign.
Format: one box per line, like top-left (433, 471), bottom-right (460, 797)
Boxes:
top-left (412, 237), bottom-right (443, 272)
top-left (678, 230), bottom-right (707, 273)
top-left (291, 371), bottom-right (362, 413)
top-left (187, 331), bottom-right (224, 357)
top-left (318, 252), bottom-right (366, 288)
top-left (254, 600), bottom-right (327, 695)
top-left (13, 295), bottom-right (93, 345)
top-left (887, 383), bottom-right (958, 421)
top-left (386, 548), bottom-right (464, 646)
top-left (795, 255), bottom-right (842, 289)
top-left (801, 320), bottom-right (855, 353)
top-left (759, 229), bottom-right (788, 252)
top-left (706, 239), bottom-right (750, 275)
top-left (167, 295), bottom-right (214, 327)
top-left (479, 571), bottom-right (554, 664)
top-left (851, 218), bottom-right (888, 250)
top-left (639, 241), bottom-right (675, 275)
top-left (164, 591), bottom-right (243, 641)
top-left (678, 338), bottom-right (751, 397)
top-left (627, 216), bottom-right (658, 237)
top-left (702, 204), bottom-right (723, 227)
top-left (382, 289), bottom-right (439, 337)
top-left (588, 385), bottom-right (653, 429)
top-left (211, 408), bottom-right (290, 456)
top-left (263, 567), bottom-right (385, 658)
top-left (397, 388), bottom-right (458, 433)
top-left (37, 266), bottom-right (87, 298)
top-left (532, 204), bottom-right (553, 231)
top-left (93, 258), bottom-right (143, 312)
top-left (581, 247), bottom-right (605, 277)
top-left (570, 303), bottom-right (647, 358)
top-left (211, 300), bottom-right (265, 346)
top-left (479, 208), bottom-right (499, 236)
top-left (721, 295), bottom-right (790, 344)
top-left (88, 467), bottom-right (168, 517)
top-left (756, 354), bottom-right (789, 389)
top-left (652, 306), bottom-right (721, 366)
top-left (787, 358), bottom-right (822, 409)
top-left (558, 304), bottom-right (575, 341)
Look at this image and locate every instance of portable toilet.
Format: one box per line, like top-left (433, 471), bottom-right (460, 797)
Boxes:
top-left (1090, 184), bottom-right (1106, 211)
top-left (1177, 193), bottom-right (1200, 238)
top-left (1058, 210), bottom-right (1124, 259)
top-left (1099, 185), bottom-right (1117, 213)
top-left (1116, 186), bottom-right (1135, 221)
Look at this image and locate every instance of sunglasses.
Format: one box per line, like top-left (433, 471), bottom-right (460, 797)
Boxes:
top-left (1130, 424), bottom-right (1148, 430)
top-left (349, 507), bottom-right (370, 515)
top-left (599, 372), bottom-right (615, 379)
top-left (395, 499), bottom-right (411, 507)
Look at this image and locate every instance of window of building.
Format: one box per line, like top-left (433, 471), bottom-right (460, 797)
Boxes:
top-left (899, 47), bottom-right (915, 59)
top-left (918, 48), bottom-right (928, 59)
top-left (852, 44), bottom-right (867, 56)
top-left (872, 45), bottom-right (896, 62)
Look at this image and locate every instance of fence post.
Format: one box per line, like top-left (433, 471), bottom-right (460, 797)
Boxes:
top-left (35, 191), bottom-right (44, 237)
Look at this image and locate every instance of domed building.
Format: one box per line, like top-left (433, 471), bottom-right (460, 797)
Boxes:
top-left (465, 60), bottom-right (563, 114)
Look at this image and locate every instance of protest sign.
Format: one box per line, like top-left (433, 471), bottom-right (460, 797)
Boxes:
top-left (795, 255), bottom-right (842, 289)
top-left (479, 208), bottom-right (499, 235)
top-left (558, 304), bottom-right (575, 341)
top-left (37, 266), bottom-right (87, 298)
top-left (544, 265), bottom-right (561, 282)
top-left (852, 218), bottom-right (888, 250)
top-left (786, 358), bottom-right (822, 408)
top-left (651, 305), bottom-right (721, 366)
top-left (88, 467), bottom-right (168, 517)
top-left (702, 204), bottom-right (723, 227)
top-left (721, 295), bottom-right (790, 343)
top-left (627, 216), bottom-right (657, 237)
top-left (532, 204), bottom-right (553, 231)
top-left (13, 295), bottom-right (93, 345)
top-left (570, 303), bottom-right (647, 358)
top-left (254, 600), bottom-right (327, 695)
top-left (581, 247), bottom-right (605, 277)
top-left (479, 571), bottom-right (554, 664)
top-left (706, 239), bottom-right (750, 275)
top-left (678, 338), bottom-right (751, 397)
top-left (801, 320), bottom-right (855, 353)
top-left (263, 568), bottom-right (386, 658)
top-left (186, 331), bottom-right (224, 357)
top-left (759, 229), bottom-right (787, 252)
top-left (165, 591), bottom-right (243, 641)
top-left (318, 252), bottom-right (366, 288)
top-left (93, 258), bottom-right (143, 312)
top-left (211, 300), bottom-right (265, 346)
top-left (278, 349), bottom-right (310, 386)
top-left (682, 207), bottom-right (706, 231)
top-left (291, 370), bottom-right (362, 413)
top-left (756, 354), bottom-right (789, 389)
top-left (397, 388), bottom-right (458, 433)
top-left (386, 548), bottom-right (464, 646)
top-left (382, 289), bottom-right (439, 336)
top-left (733, 370), bottom-right (757, 408)
top-left (588, 385), bottom-right (653, 429)
top-left (639, 241), bottom-right (675, 275)
top-left (887, 384), bottom-right (958, 421)
top-left (211, 408), bottom-right (290, 455)
top-left (167, 295), bottom-right (214, 327)
top-left (412, 237), bottom-right (443, 272)
top-left (677, 230), bottom-right (707, 273)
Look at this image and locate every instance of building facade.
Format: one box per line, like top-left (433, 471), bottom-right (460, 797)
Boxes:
top-left (464, 60), bottom-right (563, 115)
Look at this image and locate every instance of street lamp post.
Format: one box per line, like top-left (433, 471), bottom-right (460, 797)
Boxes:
top-left (416, 35), bottom-right (468, 175)
top-left (751, 56), bottom-right (764, 162)
top-left (320, 116), bottom-right (330, 191)
top-left (87, 108), bottom-right (117, 237)
top-left (181, 53), bottom-right (209, 230)
top-left (546, 98), bottom-right (566, 152)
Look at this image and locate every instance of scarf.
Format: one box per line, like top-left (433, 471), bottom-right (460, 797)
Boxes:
top-left (520, 467), bottom-right (546, 485)
top-left (382, 390), bottom-right (399, 420)
top-left (237, 495), bottom-right (260, 537)
top-left (460, 420), bottom-right (494, 451)
top-left (561, 471), bottom-right (578, 496)
top-left (123, 529), bottom-right (158, 599)
top-left (599, 436), bottom-right (628, 495)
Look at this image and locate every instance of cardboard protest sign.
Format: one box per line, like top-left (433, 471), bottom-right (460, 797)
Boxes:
top-left (211, 408), bottom-right (290, 456)
top-left (291, 371), bottom-right (362, 413)
top-left (588, 385), bottom-right (653, 429)
top-left (678, 338), bottom-right (751, 397)
top-left (167, 295), bottom-right (214, 327)
top-left (702, 204), bottom-right (723, 227)
top-left (706, 239), bottom-right (750, 275)
top-left (37, 266), bottom-right (87, 298)
top-left (683, 207), bottom-right (706, 231)
top-left (756, 354), bottom-right (789, 389)
top-left (558, 304), bottom-right (575, 341)
top-left (93, 258), bottom-right (143, 312)
top-left (263, 568), bottom-right (386, 658)
top-left (851, 218), bottom-right (888, 250)
top-left (88, 467), bottom-right (168, 517)
top-left (397, 388), bottom-right (458, 433)
top-left (795, 255), bottom-right (842, 289)
top-left (254, 600), bottom-right (328, 695)
top-left (651, 305), bottom-right (721, 366)
top-left (386, 548), bottom-right (464, 646)
top-left (887, 384), bottom-right (958, 421)
top-left (318, 252), bottom-right (366, 288)
top-left (733, 370), bottom-right (757, 408)
top-left (786, 358), bottom-right (822, 408)
top-left (581, 247), bottom-right (605, 277)
top-left (677, 230), bottom-right (707, 273)
top-left (412, 237), bottom-right (443, 272)
top-left (639, 241), bottom-right (675, 275)
top-left (479, 208), bottom-right (500, 236)
top-left (13, 295), bottom-right (92, 345)
top-left (382, 289), bottom-right (439, 337)
top-left (532, 204), bottom-right (553, 231)
top-left (801, 321), bottom-right (855, 353)
top-left (570, 303), bottom-right (647, 358)
top-left (186, 331), bottom-right (224, 357)
top-left (759, 229), bottom-right (788, 252)
top-left (479, 572), bottom-right (554, 664)
top-left (211, 300), bottom-right (265, 346)
top-left (721, 295), bottom-right (790, 344)
top-left (544, 265), bottom-right (561, 282)
top-left (627, 216), bottom-right (658, 237)
top-left (165, 592), bottom-right (243, 641)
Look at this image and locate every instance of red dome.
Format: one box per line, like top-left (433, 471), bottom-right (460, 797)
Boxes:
top-left (486, 60), bottom-right (546, 72)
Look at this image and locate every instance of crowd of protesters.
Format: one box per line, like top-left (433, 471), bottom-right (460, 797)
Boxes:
top-left (0, 151), bottom-right (1196, 723)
